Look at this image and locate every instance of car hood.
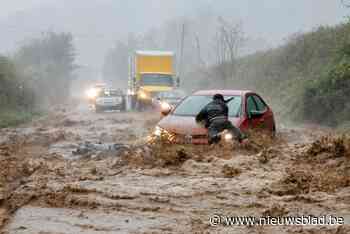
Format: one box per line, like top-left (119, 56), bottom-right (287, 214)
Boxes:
top-left (158, 115), bottom-right (241, 135)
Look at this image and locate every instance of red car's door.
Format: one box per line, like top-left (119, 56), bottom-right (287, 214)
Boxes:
top-left (251, 94), bottom-right (275, 131)
top-left (245, 94), bottom-right (273, 131)
top-left (245, 95), bottom-right (262, 129)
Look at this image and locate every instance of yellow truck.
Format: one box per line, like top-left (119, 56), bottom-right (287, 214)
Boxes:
top-left (128, 51), bottom-right (178, 110)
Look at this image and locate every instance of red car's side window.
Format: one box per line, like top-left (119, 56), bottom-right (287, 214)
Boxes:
top-left (252, 95), bottom-right (267, 112)
top-left (246, 96), bottom-right (258, 114)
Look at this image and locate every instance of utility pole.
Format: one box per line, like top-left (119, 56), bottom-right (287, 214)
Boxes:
top-left (178, 23), bottom-right (186, 83)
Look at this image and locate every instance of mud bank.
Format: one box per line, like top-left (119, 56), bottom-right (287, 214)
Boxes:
top-left (1, 106), bottom-right (350, 233)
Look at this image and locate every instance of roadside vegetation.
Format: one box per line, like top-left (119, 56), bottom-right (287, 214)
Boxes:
top-left (0, 55), bottom-right (36, 127)
top-left (232, 20), bottom-right (350, 129)
top-left (0, 32), bottom-right (76, 128)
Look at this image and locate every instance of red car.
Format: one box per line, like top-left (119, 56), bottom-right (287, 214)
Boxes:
top-left (153, 90), bottom-right (276, 144)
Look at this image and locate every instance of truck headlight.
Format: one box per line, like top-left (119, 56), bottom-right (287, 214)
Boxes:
top-left (139, 91), bottom-right (149, 99)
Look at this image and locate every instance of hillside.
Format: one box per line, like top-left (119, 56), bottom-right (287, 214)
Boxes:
top-left (230, 20), bottom-right (350, 129)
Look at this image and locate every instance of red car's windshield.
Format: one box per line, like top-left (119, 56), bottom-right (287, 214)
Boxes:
top-left (173, 95), bottom-right (242, 117)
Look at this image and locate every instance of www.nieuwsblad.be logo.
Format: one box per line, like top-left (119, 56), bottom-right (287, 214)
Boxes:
top-left (209, 214), bottom-right (345, 226)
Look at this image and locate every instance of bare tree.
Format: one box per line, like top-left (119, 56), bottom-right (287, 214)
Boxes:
top-left (103, 33), bottom-right (141, 88)
top-left (15, 32), bottom-right (76, 106)
top-left (140, 28), bottom-right (159, 49)
top-left (194, 33), bottom-right (206, 68)
top-left (341, 0), bottom-right (350, 7)
top-left (212, 17), bottom-right (245, 85)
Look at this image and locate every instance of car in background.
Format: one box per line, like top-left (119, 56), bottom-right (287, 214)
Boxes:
top-left (86, 83), bottom-right (107, 105)
top-left (153, 90), bottom-right (276, 144)
top-left (95, 88), bottom-right (126, 113)
top-left (153, 89), bottom-right (186, 111)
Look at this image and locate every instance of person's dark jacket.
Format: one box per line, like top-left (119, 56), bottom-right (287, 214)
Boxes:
top-left (196, 99), bottom-right (230, 128)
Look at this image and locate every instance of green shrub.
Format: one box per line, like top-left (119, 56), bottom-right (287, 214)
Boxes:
top-left (0, 109), bottom-right (40, 128)
top-left (303, 57), bottom-right (350, 126)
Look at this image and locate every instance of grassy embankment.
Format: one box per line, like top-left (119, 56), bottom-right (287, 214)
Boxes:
top-left (232, 20), bottom-right (350, 131)
top-left (0, 109), bottom-right (42, 128)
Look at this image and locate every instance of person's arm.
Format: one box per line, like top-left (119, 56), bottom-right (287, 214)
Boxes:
top-left (222, 103), bottom-right (229, 117)
top-left (224, 97), bottom-right (234, 104)
top-left (196, 106), bottom-right (208, 123)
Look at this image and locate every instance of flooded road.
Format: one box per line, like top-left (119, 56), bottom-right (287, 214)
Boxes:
top-left (1, 104), bottom-right (350, 234)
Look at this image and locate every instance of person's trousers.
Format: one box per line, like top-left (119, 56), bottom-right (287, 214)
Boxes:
top-left (207, 119), bottom-right (245, 144)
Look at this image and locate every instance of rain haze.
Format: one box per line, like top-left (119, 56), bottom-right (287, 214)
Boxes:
top-left (0, 0), bottom-right (347, 68)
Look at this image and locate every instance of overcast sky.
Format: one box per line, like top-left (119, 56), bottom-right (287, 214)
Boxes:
top-left (0, 0), bottom-right (348, 68)
top-left (0, 0), bottom-right (53, 19)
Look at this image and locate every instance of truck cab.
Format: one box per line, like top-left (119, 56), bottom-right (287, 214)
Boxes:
top-left (128, 51), bottom-right (178, 111)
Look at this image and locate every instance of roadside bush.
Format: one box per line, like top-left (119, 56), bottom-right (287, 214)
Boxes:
top-left (0, 31), bottom-right (76, 128)
top-left (303, 44), bottom-right (350, 126)
top-left (0, 55), bottom-right (38, 127)
top-left (0, 109), bottom-right (40, 128)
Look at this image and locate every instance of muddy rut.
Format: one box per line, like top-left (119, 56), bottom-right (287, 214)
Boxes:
top-left (1, 105), bottom-right (350, 234)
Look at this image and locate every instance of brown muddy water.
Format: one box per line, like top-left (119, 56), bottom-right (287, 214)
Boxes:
top-left (1, 104), bottom-right (350, 234)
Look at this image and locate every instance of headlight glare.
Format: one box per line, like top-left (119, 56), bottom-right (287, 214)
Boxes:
top-left (160, 101), bottom-right (171, 111)
top-left (224, 132), bottom-right (233, 142)
top-left (86, 88), bottom-right (97, 99)
top-left (154, 126), bottom-right (163, 136)
top-left (139, 91), bottom-right (148, 99)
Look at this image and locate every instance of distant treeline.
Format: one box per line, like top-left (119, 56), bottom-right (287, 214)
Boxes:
top-left (0, 32), bottom-right (76, 127)
top-left (227, 20), bottom-right (350, 128)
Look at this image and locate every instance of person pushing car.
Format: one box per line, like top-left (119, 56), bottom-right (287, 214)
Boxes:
top-left (195, 93), bottom-right (248, 145)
